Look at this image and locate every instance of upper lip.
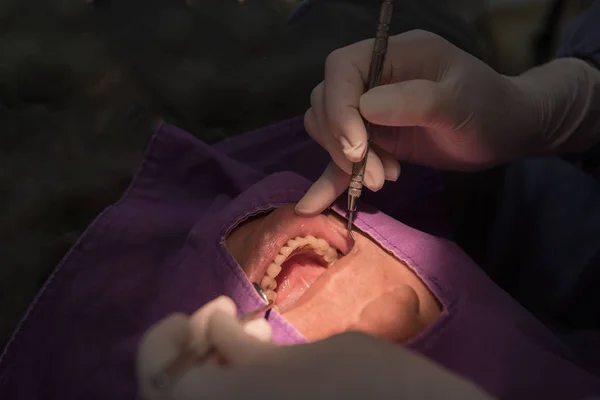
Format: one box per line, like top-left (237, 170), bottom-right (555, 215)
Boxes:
top-left (246, 207), bottom-right (352, 284)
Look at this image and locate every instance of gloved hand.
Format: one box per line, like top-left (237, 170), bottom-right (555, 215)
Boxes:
top-left (296, 29), bottom-right (600, 215)
top-left (137, 296), bottom-right (495, 400)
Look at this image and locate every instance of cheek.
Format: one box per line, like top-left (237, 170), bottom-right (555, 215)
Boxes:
top-left (225, 218), bottom-right (273, 274)
top-left (283, 284), bottom-right (423, 344)
top-left (282, 299), bottom-right (352, 342)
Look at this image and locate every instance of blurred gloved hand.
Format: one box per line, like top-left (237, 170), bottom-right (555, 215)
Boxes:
top-left (137, 296), bottom-right (495, 400)
top-left (137, 296), bottom-right (273, 399)
top-left (296, 29), bottom-right (600, 215)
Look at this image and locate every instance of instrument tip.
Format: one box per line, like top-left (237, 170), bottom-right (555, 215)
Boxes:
top-left (347, 212), bottom-right (356, 247)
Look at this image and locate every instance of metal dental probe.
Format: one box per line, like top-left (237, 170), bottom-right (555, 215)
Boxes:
top-left (347, 0), bottom-right (394, 243)
top-left (150, 283), bottom-right (273, 391)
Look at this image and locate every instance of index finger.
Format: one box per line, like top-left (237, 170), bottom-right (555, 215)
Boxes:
top-left (323, 39), bottom-right (374, 162)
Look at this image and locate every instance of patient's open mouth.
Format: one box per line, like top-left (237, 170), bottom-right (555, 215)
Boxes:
top-left (227, 205), bottom-right (441, 342)
top-left (226, 206), bottom-right (352, 315)
top-left (259, 235), bottom-right (342, 313)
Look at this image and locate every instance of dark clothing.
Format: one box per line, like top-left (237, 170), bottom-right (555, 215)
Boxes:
top-left (453, 1), bottom-right (600, 358)
top-left (557, 0), bottom-right (600, 68)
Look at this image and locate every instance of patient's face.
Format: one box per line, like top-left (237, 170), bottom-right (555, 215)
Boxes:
top-left (226, 205), bottom-right (441, 343)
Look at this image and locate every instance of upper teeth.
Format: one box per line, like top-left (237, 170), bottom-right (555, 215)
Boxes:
top-left (259, 235), bottom-right (340, 300)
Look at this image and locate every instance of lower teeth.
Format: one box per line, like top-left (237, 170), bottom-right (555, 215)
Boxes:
top-left (265, 290), bottom-right (277, 302)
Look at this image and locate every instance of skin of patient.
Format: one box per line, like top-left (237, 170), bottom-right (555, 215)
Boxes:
top-left (226, 205), bottom-right (441, 343)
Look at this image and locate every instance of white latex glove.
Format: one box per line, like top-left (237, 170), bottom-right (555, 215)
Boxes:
top-left (296, 29), bottom-right (600, 215)
top-left (137, 296), bottom-right (273, 400)
top-left (137, 296), bottom-right (495, 400)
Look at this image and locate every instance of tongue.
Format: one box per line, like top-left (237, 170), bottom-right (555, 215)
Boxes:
top-left (275, 253), bottom-right (326, 313)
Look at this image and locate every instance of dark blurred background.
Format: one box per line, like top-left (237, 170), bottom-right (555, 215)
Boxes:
top-left (0, 0), bottom-right (594, 347)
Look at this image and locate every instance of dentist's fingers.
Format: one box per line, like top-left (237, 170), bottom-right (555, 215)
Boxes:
top-left (207, 310), bottom-right (274, 364)
top-left (317, 30), bottom-right (454, 165)
top-left (138, 297), bottom-right (239, 399)
top-left (305, 106), bottom-right (386, 191)
top-left (359, 80), bottom-right (448, 128)
top-left (188, 297), bottom-right (273, 361)
top-left (296, 161), bottom-right (349, 216)
top-left (172, 311), bottom-right (275, 399)
top-left (137, 314), bottom-right (190, 400)
top-left (371, 142), bottom-right (401, 181)
top-left (138, 297), bottom-right (275, 400)
top-left (241, 318), bottom-right (273, 344)
top-left (294, 149), bottom-right (399, 217)
top-left (321, 33), bottom-right (441, 162)
top-left (323, 41), bottom-right (373, 162)
top-left (307, 84), bottom-right (355, 175)
top-left (188, 296), bottom-right (237, 354)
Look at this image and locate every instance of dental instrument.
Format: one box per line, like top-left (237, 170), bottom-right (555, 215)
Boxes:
top-left (150, 283), bottom-right (273, 391)
top-left (347, 0), bottom-right (394, 243)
